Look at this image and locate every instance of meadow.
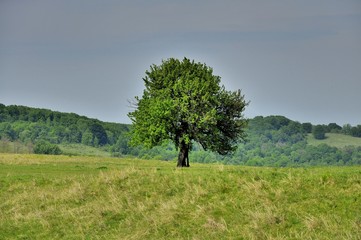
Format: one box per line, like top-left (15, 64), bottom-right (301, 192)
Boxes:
top-left (0, 154), bottom-right (360, 239)
top-left (307, 133), bottom-right (361, 148)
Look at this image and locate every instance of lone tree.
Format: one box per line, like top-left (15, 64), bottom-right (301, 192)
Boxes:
top-left (313, 125), bottom-right (326, 140)
top-left (128, 58), bottom-right (248, 167)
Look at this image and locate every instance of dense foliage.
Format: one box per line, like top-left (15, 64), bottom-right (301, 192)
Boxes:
top-left (312, 125), bottom-right (326, 139)
top-left (0, 103), bottom-right (129, 149)
top-left (1, 103), bottom-right (360, 166)
top-left (128, 58), bottom-right (248, 167)
top-left (227, 116), bottom-right (361, 166)
top-left (34, 141), bottom-right (62, 155)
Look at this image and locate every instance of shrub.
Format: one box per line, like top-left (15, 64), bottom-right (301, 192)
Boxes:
top-left (34, 141), bottom-right (62, 155)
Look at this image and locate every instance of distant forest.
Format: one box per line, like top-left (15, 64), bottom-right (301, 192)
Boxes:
top-left (1, 103), bottom-right (360, 166)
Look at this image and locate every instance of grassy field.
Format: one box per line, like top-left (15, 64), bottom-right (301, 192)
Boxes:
top-left (0, 154), bottom-right (360, 239)
top-left (59, 144), bottom-right (111, 157)
top-left (0, 141), bottom-right (112, 157)
top-left (307, 133), bottom-right (361, 148)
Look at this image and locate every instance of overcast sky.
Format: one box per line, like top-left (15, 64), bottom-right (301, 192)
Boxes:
top-left (1, 0), bottom-right (360, 125)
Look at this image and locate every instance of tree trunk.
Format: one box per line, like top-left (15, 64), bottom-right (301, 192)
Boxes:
top-left (177, 140), bottom-right (190, 167)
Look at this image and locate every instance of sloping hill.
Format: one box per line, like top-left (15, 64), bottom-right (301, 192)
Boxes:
top-left (307, 133), bottom-right (361, 148)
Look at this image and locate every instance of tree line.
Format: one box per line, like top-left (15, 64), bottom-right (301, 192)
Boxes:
top-left (0, 104), bottom-right (360, 166)
top-left (0, 104), bottom-right (129, 154)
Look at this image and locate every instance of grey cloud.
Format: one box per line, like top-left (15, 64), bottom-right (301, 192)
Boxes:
top-left (1, 0), bottom-right (360, 125)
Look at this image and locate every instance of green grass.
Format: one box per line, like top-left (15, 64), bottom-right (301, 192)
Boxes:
top-left (0, 154), bottom-right (360, 239)
top-left (307, 133), bottom-right (361, 148)
top-left (59, 143), bottom-right (111, 157)
top-left (0, 141), bottom-right (112, 157)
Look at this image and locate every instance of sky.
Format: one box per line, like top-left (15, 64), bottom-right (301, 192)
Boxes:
top-left (1, 0), bottom-right (361, 126)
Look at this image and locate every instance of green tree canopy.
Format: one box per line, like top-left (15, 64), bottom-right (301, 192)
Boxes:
top-left (128, 58), bottom-right (248, 167)
top-left (313, 125), bottom-right (326, 140)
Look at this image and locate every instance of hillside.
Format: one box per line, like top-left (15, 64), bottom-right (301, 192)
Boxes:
top-left (307, 133), bottom-right (361, 148)
top-left (0, 103), bottom-right (130, 151)
top-left (1, 103), bottom-right (361, 166)
top-left (0, 154), bottom-right (360, 239)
